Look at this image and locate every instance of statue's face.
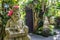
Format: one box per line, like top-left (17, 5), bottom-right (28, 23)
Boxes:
top-left (11, 13), bottom-right (20, 21)
top-left (10, 7), bottom-right (20, 21)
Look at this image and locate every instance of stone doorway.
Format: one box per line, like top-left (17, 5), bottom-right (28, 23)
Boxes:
top-left (25, 6), bottom-right (33, 33)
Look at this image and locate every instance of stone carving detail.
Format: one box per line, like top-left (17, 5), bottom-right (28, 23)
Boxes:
top-left (4, 6), bottom-right (31, 40)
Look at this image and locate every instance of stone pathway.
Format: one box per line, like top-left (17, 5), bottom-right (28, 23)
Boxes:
top-left (30, 29), bottom-right (60, 40)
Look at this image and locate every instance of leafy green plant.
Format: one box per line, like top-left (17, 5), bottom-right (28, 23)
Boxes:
top-left (19, 0), bottom-right (33, 20)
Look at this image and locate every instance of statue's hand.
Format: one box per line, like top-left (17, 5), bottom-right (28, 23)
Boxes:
top-left (5, 28), bottom-right (11, 35)
top-left (19, 29), bottom-right (25, 33)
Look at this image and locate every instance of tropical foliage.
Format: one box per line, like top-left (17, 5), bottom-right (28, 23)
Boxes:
top-left (0, 0), bottom-right (60, 38)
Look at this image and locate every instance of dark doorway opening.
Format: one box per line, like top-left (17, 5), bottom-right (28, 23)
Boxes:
top-left (25, 7), bottom-right (33, 33)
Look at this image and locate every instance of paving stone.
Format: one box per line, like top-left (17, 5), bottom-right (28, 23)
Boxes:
top-left (30, 29), bottom-right (60, 40)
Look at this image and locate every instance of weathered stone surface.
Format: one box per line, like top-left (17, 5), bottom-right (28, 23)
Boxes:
top-left (4, 6), bottom-right (31, 40)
